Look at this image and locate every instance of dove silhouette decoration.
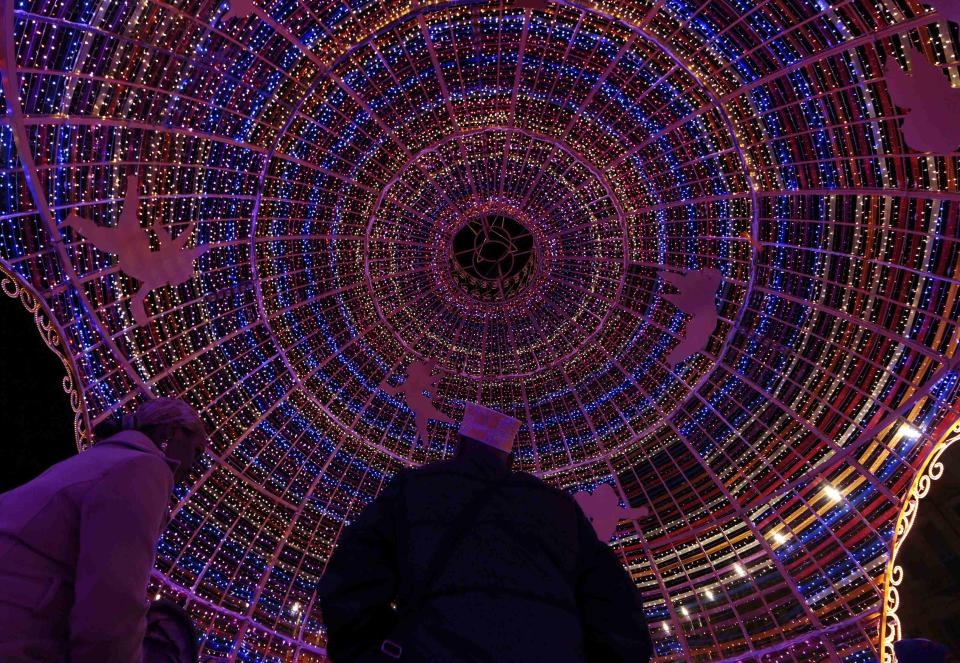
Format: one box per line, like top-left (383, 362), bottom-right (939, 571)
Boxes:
top-left (63, 176), bottom-right (209, 327)
top-left (380, 358), bottom-right (456, 446)
top-left (574, 483), bottom-right (651, 542)
top-left (884, 48), bottom-right (960, 153)
top-left (659, 268), bottom-right (723, 368)
top-left (925, 0), bottom-right (960, 24)
top-left (223, 0), bottom-right (257, 21)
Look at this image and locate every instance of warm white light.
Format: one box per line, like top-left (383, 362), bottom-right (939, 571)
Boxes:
top-left (773, 532), bottom-right (787, 544)
top-left (291, 601), bottom-right (302, 615)
top-left (680, 606), bottom-right (689, 617)
top-left (662, 622), bottom-right (670, 633)
top-left (154, 593), bottom-right (161, 601)
top-left (899, 423), bottom-right (922, 439)
top-left (824, 485), bottom-right (843, 501)
top-left (705, 588), bottom-right (715, 600)
top-left (734, 563), bottom-right (746, 577)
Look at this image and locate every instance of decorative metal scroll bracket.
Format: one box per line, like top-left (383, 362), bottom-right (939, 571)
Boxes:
top-left (880, 414), bottom-right (960, 661)
top-left (0, 261), bottom-right (92, 450)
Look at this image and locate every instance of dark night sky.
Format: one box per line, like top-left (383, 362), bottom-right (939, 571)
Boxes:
top-left (0, 292), bottom-right (77, 492)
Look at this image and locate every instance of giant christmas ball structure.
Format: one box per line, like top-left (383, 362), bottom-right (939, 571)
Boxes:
top-left (1, 0), bottom-right (959, 660)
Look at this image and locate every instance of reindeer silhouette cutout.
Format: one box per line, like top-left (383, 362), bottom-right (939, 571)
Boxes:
top-left (380, 358), bottom-right (456, 446)
top-left (63, 176), bottom-right (209, 326)
top-left (884, 47), bottom-right (960, 153)
top-left (659, 268), bottom-right (723, 368)
top-left (574, 483), bottom-right (651, 542)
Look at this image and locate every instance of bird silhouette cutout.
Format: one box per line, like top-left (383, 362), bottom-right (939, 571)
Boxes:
top-left (884, 48), bottom-right (960, 153)
top-left (223, 0), bottom-right (257, 21)
top-left (380, 358), bottom-right (456, 446)
top-left (659, 268), bottom-right (723, 368)
top-left (925, 0), bottom-right (960, 24)
top-left (574, 483), bottom-right (651, 542)
top-left (63, 176), bottom-right (209, 327)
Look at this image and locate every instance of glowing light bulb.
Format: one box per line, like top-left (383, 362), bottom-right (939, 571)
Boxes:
top-left (662, 622), bottom-right (670, 633)
top-left (734, 563), bottom-right (746, 578)
top-left (824, 485), bottom-right (843, 501)
top-left (291, 601), bottom-right (302, 615)
top-left (773, 532), bottom-right (787, 544)
top-left (899, 423), bottom-right (922, 439)
top-left (705, 588), bottom-right (715, 600)
top-left (680, 606), bottom-right (689, 617)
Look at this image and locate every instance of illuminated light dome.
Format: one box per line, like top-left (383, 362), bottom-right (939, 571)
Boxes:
top-left (1, 0), bottom-right (958, 660)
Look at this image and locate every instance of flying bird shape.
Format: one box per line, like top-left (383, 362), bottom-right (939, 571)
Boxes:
top-left (380, 358), bottom-right (456, 446)
top-left (574, 483), bottom-right (651, 543)
top-left (884, 47), bottom-right (960, 153)
top-left (925, 0), bottom-right (960, 24)
top-left (659, 268), bottom-right (723, 368)
top-left (223, 0), bottom-right (257, 21)
top-left (63, 176), bottom-right (209, 326)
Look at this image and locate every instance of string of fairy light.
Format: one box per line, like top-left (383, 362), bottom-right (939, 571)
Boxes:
top-left (1, 0), bottom-right (959, 660)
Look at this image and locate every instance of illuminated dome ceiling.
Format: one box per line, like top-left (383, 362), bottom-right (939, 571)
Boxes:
top-left (1, 0), bottom-right (959, 660)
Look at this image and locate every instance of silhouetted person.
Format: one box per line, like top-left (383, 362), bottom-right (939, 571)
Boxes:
top-left (319, 402), bottom-right (652, 662)
top-left (0, 398), bottom-right (208, 663)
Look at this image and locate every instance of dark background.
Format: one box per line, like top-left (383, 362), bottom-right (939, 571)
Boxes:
top-left (1, 288), bottom-right (958, 654)
top-left (895, 441), bottom-right (960, 655)
top-left (0, 292), bottom-right (76, 492)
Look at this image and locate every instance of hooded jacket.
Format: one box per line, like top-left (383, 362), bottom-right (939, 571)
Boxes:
top-left (319, 446), bottom-right (652, 662)
top-left (0, 431), bottom-right (176, 663)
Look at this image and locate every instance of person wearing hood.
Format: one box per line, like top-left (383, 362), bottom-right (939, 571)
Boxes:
top-left (0, 397), bottom-right (208, 663)
top-left (319, 402), bottom-right (652, 662)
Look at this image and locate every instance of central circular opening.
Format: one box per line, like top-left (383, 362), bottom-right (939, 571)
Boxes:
top-left (450, 214), bottom-right (536, 302)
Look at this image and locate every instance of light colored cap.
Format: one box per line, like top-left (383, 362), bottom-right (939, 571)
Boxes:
top-left (459, 402), bottom-right (521, 453)
top-left (127, 398), bottom-right (208, 444)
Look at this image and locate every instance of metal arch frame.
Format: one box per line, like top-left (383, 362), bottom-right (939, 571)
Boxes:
top-left (0, 8), bottom-right (371, 655)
